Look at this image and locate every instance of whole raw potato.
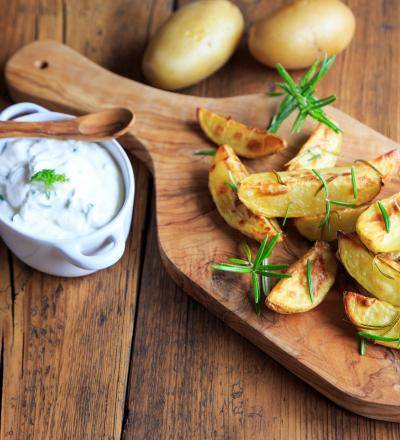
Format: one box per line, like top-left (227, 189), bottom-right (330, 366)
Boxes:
top-left (142, 0), bottom-right (244, 90)
top-left (248, 0), bottom-right (356, 70)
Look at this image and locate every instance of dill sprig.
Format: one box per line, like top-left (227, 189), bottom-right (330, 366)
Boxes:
top-left (212, 233), bottom-right (290, 315)
top-left (30, 169), bottom-right (68, 196)
top-left (267, 56), bottom-right (341, 135)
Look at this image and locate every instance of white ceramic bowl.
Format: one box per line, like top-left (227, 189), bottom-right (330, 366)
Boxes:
top-left (0, 102), bottom-right (135, 277)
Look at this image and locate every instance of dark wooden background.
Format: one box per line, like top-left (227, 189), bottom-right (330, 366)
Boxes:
top-left (0, 1), bottom-right (399, 439)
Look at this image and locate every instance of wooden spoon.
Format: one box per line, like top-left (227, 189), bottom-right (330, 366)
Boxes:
top-left (0, 107), bottom-right (134, 140)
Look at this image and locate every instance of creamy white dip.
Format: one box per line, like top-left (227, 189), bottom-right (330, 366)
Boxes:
top-left (0, 138), bottom-right (124, 239)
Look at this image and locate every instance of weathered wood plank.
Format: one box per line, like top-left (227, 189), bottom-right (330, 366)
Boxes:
top-left (0, 0), bottom-right (151, 438)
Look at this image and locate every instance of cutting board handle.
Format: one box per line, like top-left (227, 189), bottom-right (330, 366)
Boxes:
top-left (5, 40), bottom-right (209, 170)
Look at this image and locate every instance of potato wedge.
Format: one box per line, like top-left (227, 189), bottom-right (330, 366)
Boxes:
top-left (285, 122), bottom-right (342, 171)
top-left (266, 241), bottom-right (337, 313)
top-left (338, 232), bottom-right (400, 306)
top-left (344, 291), bottom-right (400, 349)
top-left (209, 144), bottom-right (281, 242)
top-left (197, 107), bottom-right (286, 158)
top-left (356, 192), bottom-right (400, 253)
top-left (294, 205), bottom-right (367, 241)
top-left (238, 149), bottom-right (400, 218)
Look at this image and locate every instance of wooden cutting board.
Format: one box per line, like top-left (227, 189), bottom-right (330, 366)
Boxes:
top-left (5, 41), bottom-right (400, 422)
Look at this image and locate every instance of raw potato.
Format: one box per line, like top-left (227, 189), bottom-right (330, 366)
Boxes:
top-left (266, 241), bottom-right (337, 314)
top-left (142, 0), bottom-right (244, 90)
top-left (344, 292), bottom-right (400, 349)
top-left (338, 232), bottom-right (400, 306)
top-left (294, 205), bottom-right (367, 242)
top-left (197, 107), bottom-right (287, 158)
top-left (285, 122), bottom-right (342, 171)
top-left (248, 0), bottom-right (355, 69)
top-left (356, 192), bottom-right (400, 253)
top-left (209, 145), bottom-right (281, 242)
top-left (237, 150), bottom-right (400, 218)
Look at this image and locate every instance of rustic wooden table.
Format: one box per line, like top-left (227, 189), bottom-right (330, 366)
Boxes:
top-left (0, 1), bottom-right (399, 439)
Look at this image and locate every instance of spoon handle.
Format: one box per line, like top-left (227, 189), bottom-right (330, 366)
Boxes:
top-left (0, 119), bottom-right (84, 140)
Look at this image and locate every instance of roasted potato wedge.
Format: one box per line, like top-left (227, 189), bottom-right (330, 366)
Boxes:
top-left (209, 145), bottom-right (281, 242)
top-left (344, 291), bottom-right (400, 349)
top-left (338, 232), bottom-right (400, 306)
top-left (238, 149), bottom-right (400, 218)
top-left (285, 122), bottom-right (342, 171)
top-left (356, 192), bottom-right (400, 253)
top-left (266, 241), bottom-right (337, 314)
top-left (197, 107), bottom-right (286, 158)
top-left (294, 205), bottom-right (367, 241)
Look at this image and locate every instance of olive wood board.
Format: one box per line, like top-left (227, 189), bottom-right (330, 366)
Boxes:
top-left (5, 41), bottom-right (400, 422)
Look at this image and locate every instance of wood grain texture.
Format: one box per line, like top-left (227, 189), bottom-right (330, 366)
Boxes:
top-left (5, 1), bottom-right (400, 424)
top-left (0, 1), bottom-right (151, 439)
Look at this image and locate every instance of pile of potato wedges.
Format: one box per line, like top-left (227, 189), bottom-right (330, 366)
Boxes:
top-left (198, 107), bottom-right (400, 351)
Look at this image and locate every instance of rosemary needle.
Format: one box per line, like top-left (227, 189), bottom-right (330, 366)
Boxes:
top-left (357, 331), bottom-right (400, 344)
top-left (360, 337), bottom-right (366, 356)
top-left (227, 170), bottom-right (238, 192)
top-left (306, 259), bottom-right (314, 303)
top-left (194, 149), bottom-right (216, 156)
top-left (351, 166), bottom-right (358, 199)
top-left (377, 201), bottom-right (390, 232)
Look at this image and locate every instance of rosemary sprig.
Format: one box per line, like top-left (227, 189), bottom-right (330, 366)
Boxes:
top-left (194, 149), bottom-right (216, 156)
top-left (212, 233), bottom-right (290, 314)
top-left (306, 259), bottom-right (314, 303)
top-left (377, 201), bottom-right (390, 232)
top-left (227, 170), bottom-right (238, 192)
top-left (267, 56), bottom-right (341, 135)
top-left (351, 166), bottom-right (358, 199)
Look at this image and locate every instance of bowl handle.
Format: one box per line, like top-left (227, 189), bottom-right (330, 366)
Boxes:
top-left (0, 102), bottom-right (49, 121)
top-left (54, 230), bottom-right (126, 271)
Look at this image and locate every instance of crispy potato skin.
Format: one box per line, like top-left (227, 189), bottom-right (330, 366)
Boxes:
top-left (356, 192), bottom-right (400, 253)
top-left (238, 150), bottom-right (400, 218)
top-left (338, 232), bottom-right (400, 306)
top-left (197, 107), bottom-right (286, 159)
top-left (344, 291), bottom-right (400, 349)
top-left (286, 123), bottom-right (342, 171)
top-left (209, 145), bottom-right (281, 242)
top-left (294, 205), bottom-right (367, 241)
top-left (266, 241), bottom-right (337, 314)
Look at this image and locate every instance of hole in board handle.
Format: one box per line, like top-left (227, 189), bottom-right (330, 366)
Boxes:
top-left (34, 60), bottom-right (49, 69)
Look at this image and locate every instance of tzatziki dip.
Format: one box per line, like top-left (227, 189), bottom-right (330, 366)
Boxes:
top-left (0, 138), bottom-right (124, 239)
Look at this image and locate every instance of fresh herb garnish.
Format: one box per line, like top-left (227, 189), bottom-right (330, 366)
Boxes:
top-left (267, 55), bottom-right (341, 135)
top-left (311, 168), bottom-right (357, 237)
top-left (282, 202), bottom-right (292, 227)
top-left (357, 331), bottom-right (400, 345)
top-left (194, 149), bottom-right (216, 156)
top-left (306, 258), bottom-right (314, 303)
top-left (30, 169), bottom-right (68, 195)
top-left (360, 337), bottom-right (366, 356)
top-left (377, 201), bottom-right (390, 232)
top-left (212, 233), bottom-right (290, 314)
top-left (351, 166), bottom-right (358, 199)
top-left (227, 170), bottom-right (238, 192)
top-left (307, 149), bottom-right (322, 161)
